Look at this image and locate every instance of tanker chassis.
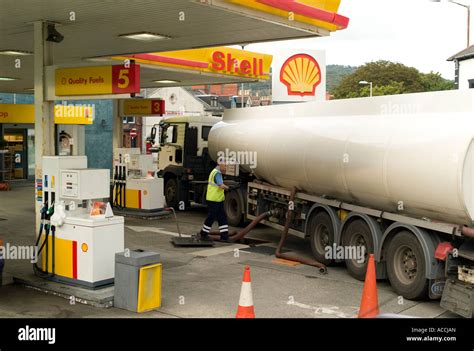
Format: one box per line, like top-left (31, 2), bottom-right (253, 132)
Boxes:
top-left (244, 180), bottom-right (473, 318)
top-left (208, 90), bottom-right (474, 318)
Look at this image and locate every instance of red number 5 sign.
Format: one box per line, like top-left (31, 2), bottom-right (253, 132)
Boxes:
top-left (112, 64), bottom-right (141, 94)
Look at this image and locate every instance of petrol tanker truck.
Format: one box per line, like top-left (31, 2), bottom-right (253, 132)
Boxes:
top-left (207, 89), bottom-right (474, 318)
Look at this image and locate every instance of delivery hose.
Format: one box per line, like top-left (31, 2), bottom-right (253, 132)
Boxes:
top-left (461, 226), bottom-right (474, 238)
top-left (206, 188), bottom-right (326, 272)
top-left (275, 187), bottom-right (327, 274)
top-left (208, 210), bottom-right (278, 242)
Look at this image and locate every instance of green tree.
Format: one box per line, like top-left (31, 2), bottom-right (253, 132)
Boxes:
top-left (332, 60), bottom-right (453, 99)
top-left (347, 81), bottom-right (406, 98)
top-left (333, 61), bottom-right (423, 99)
top-left (327, 64), bottom-right (357, 94)
top-left (420, 71), bottom-right (455, 91)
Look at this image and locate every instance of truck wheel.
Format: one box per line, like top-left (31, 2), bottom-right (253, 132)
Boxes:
top-left (386, 231), bottom-right (428, 300)
top-left (308, 211), bottom-right (334, 265)
top-left (164, 178), bottom-right (179, 208)
top-left (225, 189), bottom-right (244, 227)
top-left (342, 220), bottom-right (373, 281)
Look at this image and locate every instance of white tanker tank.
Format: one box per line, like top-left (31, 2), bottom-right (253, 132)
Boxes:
top-left (208, 90), bottom-right (474, 226)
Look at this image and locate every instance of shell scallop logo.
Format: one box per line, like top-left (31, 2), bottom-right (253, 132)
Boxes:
top-left (280, 54), bottom-right (321, 97)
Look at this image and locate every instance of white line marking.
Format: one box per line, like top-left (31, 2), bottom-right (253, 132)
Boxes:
top-left (190, 244), bottom-right (250, 257)
top-left (399, 302), bottom-right (447, 318)
top-left (287, 300), bottom-right (358, 318)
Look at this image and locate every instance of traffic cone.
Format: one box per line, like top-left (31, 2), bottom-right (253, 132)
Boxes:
top-left (236, 266), bottom-right (255, 318)
top-left (358, 254), bottom-right (379, 318)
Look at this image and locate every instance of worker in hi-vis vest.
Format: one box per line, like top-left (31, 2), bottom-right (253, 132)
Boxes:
top-left (200, 161), bottom-right (230, 241)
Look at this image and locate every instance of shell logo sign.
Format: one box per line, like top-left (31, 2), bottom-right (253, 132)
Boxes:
top-left (280, 54), bottom-right (321, 97)
top-left (272, 50), bottom-right (326, 103)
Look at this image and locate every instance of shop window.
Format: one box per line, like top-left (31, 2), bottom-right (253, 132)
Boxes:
top-left (122, 116), bottom-right (136, 124)
top-left (202, 126), bottom-right (211, 141)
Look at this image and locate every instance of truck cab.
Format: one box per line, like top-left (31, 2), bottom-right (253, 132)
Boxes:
top-left (153, 115), bottom-right (221, 209)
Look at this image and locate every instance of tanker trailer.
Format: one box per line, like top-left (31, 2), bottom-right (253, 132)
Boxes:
top-left (209, 89), bottom-right (474, 318)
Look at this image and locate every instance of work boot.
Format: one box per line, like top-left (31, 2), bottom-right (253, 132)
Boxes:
top-left (198, 231), bottom-right (210, 241)
top-left (219, 235), bottom-right (231, 243)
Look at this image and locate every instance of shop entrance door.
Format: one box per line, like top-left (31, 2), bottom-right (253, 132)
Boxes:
top-left (3, 128), bottom-right (28, 180)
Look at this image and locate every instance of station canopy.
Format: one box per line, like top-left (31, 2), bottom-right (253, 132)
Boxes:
top-left (0, 0), bottom-right (348, 93)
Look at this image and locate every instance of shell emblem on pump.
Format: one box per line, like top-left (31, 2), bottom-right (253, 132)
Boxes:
top-left (280, 54), bottom-right (321, 97)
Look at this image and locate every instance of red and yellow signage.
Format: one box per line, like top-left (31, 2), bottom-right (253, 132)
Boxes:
top-left (55, 64), bottom-right (140, 96)
top-left (223, 0), bottom-right (349, 31)
top-left (210, 51), bottom-right (265, 77)
top-left (280, 54), bottom-right (321, 96)
top-left (121, 99), bottom-right (165, 116)
top-left (0, 103), bottom-right (96, 125)
top-left (0, 104), bottom-right (34, 124)
top-left (42, 236), bottom-right (77, 280)
top-left (113, 47), bottom-right (272, 80)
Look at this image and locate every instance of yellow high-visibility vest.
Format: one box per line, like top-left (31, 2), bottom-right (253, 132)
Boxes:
top-left (206, 168), bottom-right (225, 202)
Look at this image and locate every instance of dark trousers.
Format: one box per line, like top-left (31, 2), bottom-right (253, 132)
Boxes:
top-left (201, 201), bottom-right (228, 239)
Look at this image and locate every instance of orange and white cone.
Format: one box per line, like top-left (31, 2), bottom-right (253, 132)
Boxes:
top-left (236, 266), bottom-right (255, 318)
top-left (358, 254), bottom-right (379, 318)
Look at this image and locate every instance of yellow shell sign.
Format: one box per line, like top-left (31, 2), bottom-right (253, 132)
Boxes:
top-left (113, 47), bottom-right (273, 81)
top-left (223, 0), bottom-right (349, 32)
top-left (280, 54), bottom-right (321, 97)
top-left (0, 104), bottom-right (35, 124)
top-left (0, 103), bottom-right (95, 125)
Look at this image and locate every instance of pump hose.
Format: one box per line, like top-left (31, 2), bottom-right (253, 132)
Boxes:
top-left (33, 204), bottom-right (56, 278)
top-left (33, 224), bottom-right (53, 278)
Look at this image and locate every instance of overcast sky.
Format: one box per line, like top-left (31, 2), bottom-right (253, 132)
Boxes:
top-left (247, 0), bottom-right (472, 80)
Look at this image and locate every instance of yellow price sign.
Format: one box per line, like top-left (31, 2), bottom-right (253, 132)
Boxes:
top-left (55, 64), bottom-right (140, 96)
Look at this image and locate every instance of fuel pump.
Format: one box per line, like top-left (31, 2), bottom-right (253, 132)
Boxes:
top-left (37, 156), bottom-right (124, 288)
top-left (112, 148), bottom-right (165, 212)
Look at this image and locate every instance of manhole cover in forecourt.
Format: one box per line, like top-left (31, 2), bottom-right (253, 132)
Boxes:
top-left (241, 245), bottom-right (290, 256)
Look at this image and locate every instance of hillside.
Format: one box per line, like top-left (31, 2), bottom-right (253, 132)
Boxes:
top-left (327, 64), bottom-right (358, 94)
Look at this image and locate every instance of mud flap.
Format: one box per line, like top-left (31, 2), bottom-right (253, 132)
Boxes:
top-left (440, 279), bottom-right (474, 318)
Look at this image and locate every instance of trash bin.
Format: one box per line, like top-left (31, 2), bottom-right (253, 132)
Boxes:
top-left (114, 249), bottom-right (162, 313)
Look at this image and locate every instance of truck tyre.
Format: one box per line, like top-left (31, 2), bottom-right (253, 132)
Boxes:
top-left (164, 178), bottom-right (179, 209)
top-left (342, 219), bottom-right (373, 281)
top-left (386, 231), bottom-right (428, 300)
top-left (308, 211), bottom-right (334, 265)
top-left (225, 189), bottom-right (244, 227)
